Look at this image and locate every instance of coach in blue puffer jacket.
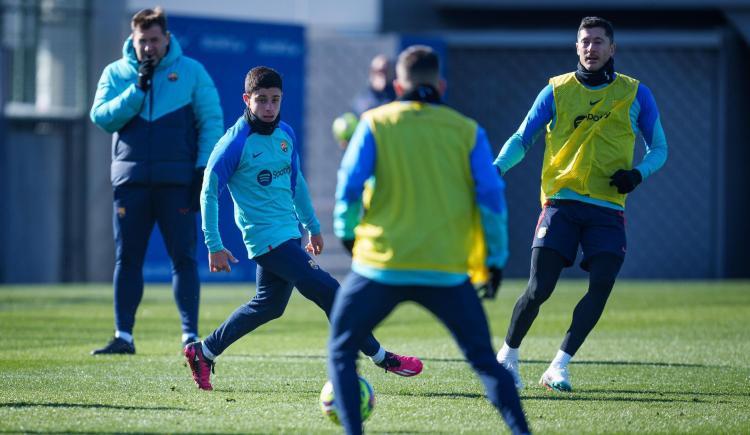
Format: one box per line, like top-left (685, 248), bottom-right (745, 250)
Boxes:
top-left (89, 7), bottom-right (223, 355)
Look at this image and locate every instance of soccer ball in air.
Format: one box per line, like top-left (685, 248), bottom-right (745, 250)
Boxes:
top-left (331, 112), bottom-right (359, 143)
top-left (319, 376), bottom-right (375, 425)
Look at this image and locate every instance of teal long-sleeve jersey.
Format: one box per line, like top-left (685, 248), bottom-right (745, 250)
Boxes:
top-left (201, 115), bottom-right (320, 258)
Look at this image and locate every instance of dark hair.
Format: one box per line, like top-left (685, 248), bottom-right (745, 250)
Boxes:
top-left (578, 16), bottom-right (614, 42)
top-left (131, 7), bottom-right (167, 33)
top-left (244, 66), bottom-right (283, 94)
top-left (396, 45), bottom-right (440, 89)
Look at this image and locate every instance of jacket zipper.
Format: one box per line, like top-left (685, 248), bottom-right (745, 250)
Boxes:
top-left (147, 84), bottom-right (153, 184)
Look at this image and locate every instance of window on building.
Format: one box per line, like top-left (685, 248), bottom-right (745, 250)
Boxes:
top-left (1, 0), bottom-right (88, 119)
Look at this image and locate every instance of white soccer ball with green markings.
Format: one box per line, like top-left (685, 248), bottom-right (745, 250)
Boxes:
top-left (319, 376), bottom-right (375, 425)
top-left (331, 112), bottom-right (359, 142)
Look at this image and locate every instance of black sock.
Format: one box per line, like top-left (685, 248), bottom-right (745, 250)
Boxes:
top-left (560, 253), bottom-right (623, 355)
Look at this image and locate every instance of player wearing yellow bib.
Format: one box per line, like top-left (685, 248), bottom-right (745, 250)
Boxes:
top-left (494, 17), bottom-right (668, 392)
top-left (329, 46), bottom-right (529, 435)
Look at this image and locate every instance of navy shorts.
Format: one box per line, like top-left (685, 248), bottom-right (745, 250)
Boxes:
top-left (532, 199), bottom-right (626, 271)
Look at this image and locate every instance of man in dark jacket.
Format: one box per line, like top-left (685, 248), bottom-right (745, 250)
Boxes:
top-left (90, 7), bottom-right (223, 354)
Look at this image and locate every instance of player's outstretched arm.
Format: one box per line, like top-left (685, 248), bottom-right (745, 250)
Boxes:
top-left (291, 158), bottom-right (322, 237)
top-left (472, 127), bottom-right (510, 298)
top-left (201, 170), bottom-right (225, 258)
top-left (609, 84), bottom-right (669, 194)
top-left (633, 83), bottom-right (668, 180)
top-left (200, 120), bottom-right (246, 263)
top-left (333, 119), bottom-right (375, 246)
top-left (494, 83), bottom-right (555, 175)
top-left (283, 123), bottom-right (322, 239)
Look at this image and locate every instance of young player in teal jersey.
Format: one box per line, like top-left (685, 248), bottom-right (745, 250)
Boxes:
top-left (184, 66), bottom-right (422, 391)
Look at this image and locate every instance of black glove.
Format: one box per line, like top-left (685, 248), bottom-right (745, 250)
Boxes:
top-left (137, 58), bottom-right (156, 91)
top-left (477, 267), bottom-right (503, 299)
top-left (609, 168), bottom-right (642, 194)
top-left (189, 167), bottom-right (205, 213)
top-left (341, 239), bottom-right (354, 256)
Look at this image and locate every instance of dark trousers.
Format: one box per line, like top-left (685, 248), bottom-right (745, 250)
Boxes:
top-left (505, 247), bottom-right (623, 355)
top-left (204, 239), bottom-right (381, 357)
top-left (112, 185), bottom-right (199, 335)
top-left (328, 273), bottom-right (530, 435)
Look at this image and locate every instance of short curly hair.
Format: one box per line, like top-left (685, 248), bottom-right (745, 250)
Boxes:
top-left (244, 66), bottom-right (283, 94)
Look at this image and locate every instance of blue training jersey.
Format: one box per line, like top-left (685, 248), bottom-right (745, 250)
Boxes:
top-left (201, 115), bottom-right (320, 258)
top-left (494, 77), bottom-right (668, 210)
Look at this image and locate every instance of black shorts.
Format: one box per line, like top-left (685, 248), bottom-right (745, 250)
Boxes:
top-left (531, 199), bottom-right (626, 271)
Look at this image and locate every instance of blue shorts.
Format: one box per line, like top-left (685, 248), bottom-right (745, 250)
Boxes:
top-left (532, 199), bottom-right (626, 271)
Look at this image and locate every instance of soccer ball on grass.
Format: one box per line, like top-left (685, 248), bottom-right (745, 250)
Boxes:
top-left (319, 376), bottom-right (375, 425)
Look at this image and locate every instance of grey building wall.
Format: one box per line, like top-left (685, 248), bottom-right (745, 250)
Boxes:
top-left (719, 30), bottom-right (750, 278)
top-left (1, 0), bottom-right (87, 282)
top-left (0, 0), bottom-right (125, 283)
top-left (85, 1), bottom-right (129, 282)
top-left (3, 122), bottom-right (66, 282)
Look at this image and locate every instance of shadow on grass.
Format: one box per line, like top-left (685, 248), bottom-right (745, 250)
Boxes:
top-left (395, 390), bottom-right (728, 405)
top-left (0, 431), bottom-right (267, 435)
top-left (227, 354), bottom-right (718, 369)
top-left (226, 353), bottom-right (327, 361)
top-left (370, 431), bottom-right (452, 434)
top-left (582, 388), bottom-right (750, 398)
top-left (521, 395), bottom-right (729, 404)
top-left (424, 357), bottom-right (716, 369)
top-left (521, 359), bottom-right (712, 368)
top-left (0, 402), bottom-right (187, 411)
top-left (401, 391), bottom-right (484, 400)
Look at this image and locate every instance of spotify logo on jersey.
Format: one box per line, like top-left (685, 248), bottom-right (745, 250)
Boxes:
top-left (257, 169), bottom-right (273, 186)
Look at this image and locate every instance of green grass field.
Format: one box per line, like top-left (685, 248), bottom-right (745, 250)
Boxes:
top-left (1, 280), bottom-right (749, 434)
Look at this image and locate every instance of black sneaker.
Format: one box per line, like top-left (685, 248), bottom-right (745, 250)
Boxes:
top-left (91, 337), bottom-right (135, 355)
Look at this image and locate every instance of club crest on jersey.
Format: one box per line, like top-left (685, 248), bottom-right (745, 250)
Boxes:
top-left (308, 259), bottom-right (319, 269)
top-left (168, 72), bottom-right (178, 81)
top-left (280, 141), bottom-right (288, 152)
top-left (117, 207), bottom-right (126, 218)
top-left (537, 226), bottom-right (547, 239)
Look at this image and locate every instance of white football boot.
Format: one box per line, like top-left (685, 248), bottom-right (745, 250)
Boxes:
top-left (539, 366), bottom-right (572, 392)
top-left (497, 353), bottom-right (524, 390)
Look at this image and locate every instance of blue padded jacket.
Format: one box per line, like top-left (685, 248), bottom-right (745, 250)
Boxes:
top-left (90, 35), bottom-right (223, 186)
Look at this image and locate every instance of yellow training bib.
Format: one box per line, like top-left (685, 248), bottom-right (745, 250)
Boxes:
top-left (542, 72), bottom-right (639, 207)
